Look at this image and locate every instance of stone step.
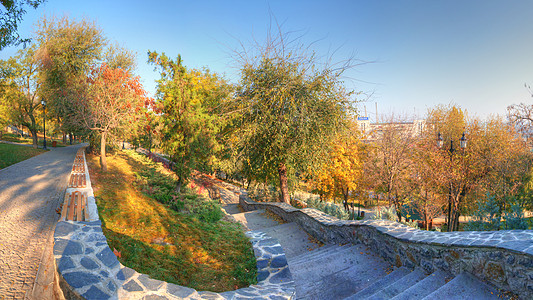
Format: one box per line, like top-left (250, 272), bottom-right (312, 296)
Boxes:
top-left (295, 250), bottom-right (390, 299)
top-left (221, 203), bottom-right (240, 215)
top-left (289, 244), bottom-right (348, 266)
top-left (366, 268), bottom-right (427, 299)
top-left (291, 244), bottom-right (377, 283)
top-left (344, 267), bottom-right (411, 300)
top-left (261, 222), bottom-right (320, 259)
top-left (231, 209), bottom-right (280, 230)
top-left (422, 273), bottom-right (501, 300)
top-left (289, 245), bottom-right (356, 276)
top-left (391, 270), bottom-right (449, 300)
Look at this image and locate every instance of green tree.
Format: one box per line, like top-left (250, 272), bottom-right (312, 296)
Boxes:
top-left (36, 15), bottom-right (107, 141)
top-left (232, 29), bottom-right (355, 204)
top-left (0, 44), bottom-right (43, 147)
top-left (148, 52), bottom-right (227, 193)
top-left (0, 0), bottom-right (45, 50)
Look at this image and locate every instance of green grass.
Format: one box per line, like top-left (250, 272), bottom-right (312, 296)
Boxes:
top-left (1, 133), bottom-right (71, 147)
top-left (87, 150), bottom-right (257, 292)
top-left (0, 143), bottom-right (47, 169)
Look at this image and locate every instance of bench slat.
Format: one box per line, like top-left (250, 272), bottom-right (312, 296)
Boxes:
top-left (82, 195), bottom-right (89, 221)
top-left (67, 192), bottom-right (76, 221)
top-left (60, 197), bottom-right (69, 220)
top-left (76, 192), bottom-right (83, 221)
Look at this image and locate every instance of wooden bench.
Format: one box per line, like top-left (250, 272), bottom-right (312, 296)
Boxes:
top-left (61, 191), bottom-right (89, 221)
top-left (72, 163), bottom-right (85, 173)
top-left (68, 173), bottom-right (87, 188)
top-left (74, 156), bottom-right (84, 165)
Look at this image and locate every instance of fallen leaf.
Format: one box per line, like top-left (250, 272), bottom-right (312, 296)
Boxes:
top-left (113, 248), bottom-right (122, 258)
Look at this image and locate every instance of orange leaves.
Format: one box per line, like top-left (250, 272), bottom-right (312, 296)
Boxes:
top-left (113, 248), bottom-right (122, 258)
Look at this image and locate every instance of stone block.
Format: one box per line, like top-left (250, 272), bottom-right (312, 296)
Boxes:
top-left (62, 271), bottom-right (100, 288)
top-left (57, 256), bottom-right (76, 273)
top-left (167, 283), bottom-right (196, 298)
top-left (269, 267), bottom-right (292, 284)
top-left (123, 279), bottom-right (144, 292)
top-left (484, 261), bottom-right (506, 285)
top-left (117, 267), bottom-right (136, 281)
top-left (54, 239), bottom-right (83, 256)
top-left (270, 255), bottom-right (288, 268)
top-left (54, 222), bottom-right (79, 237)
top-left (82, 285), bottom-right (111, 300)
top-left (138, 274), bottom-right (163, 291)
top-left (80, 257), bottom-right (99, 270)
top-left (96, 247), bottom-right (119, 268)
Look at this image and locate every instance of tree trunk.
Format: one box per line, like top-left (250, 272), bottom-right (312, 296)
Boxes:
top-left (100, 131), bottom-right (108, 172)
top-left (175, 176), bottom-right (183, 194)
top-left (278, 163), bottom-right (290, 204)
top-left (69, 133), bottom-right (73, 145)
top-left (63, 132), bottom-right (67, 144)
top-left (31, 129), bottom-right (38, 148)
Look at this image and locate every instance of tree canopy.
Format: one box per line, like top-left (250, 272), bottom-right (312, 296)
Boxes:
top-left (231, 29), bottom-right (356, 203)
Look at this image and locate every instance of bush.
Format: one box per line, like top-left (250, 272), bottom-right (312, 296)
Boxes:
top-left (300, 195), bottom-right (351, 220)
top-left (372, 206), bottom-right (419, 229)
top-left (504, 204), bottom-right (528, 230)
top-left (180, 192), bottom-right (223, 223)
top-left (464, 193), bottom-right (501, 231)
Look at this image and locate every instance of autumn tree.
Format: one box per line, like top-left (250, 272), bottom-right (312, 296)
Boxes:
top-left (0, 44), bottom-right (43, 147)
top-left (367, 115), bottom-right (417, 222)
top-left (232, 28), bottom-right (355, 204)
top-left (72, 63), bottom-right (147, 171)
top-left (409, 134), bottom-right (446, 230)
top-left (308, 120), bottom-right (366, 205)
top-left (0, 0), bottom-right (45, 50)
top-left (148, 52), bottom-right (229, 193)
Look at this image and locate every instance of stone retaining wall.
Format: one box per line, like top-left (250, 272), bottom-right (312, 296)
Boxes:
top-left (53, 149), bottom-right (295, 299)
top-left (240, 195), bottom-right (533, 299)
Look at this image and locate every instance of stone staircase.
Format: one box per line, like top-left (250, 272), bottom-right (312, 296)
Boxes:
top-left (224, 205), bottom-right (504, 300)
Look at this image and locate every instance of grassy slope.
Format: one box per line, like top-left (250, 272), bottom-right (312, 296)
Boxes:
top-left (0, 143), bottom-right (46, 169)
top-left (87, 150), bottom-right (256, 292)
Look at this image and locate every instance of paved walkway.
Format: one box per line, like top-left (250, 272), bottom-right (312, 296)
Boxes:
top-left (0, 144), bottom-right (83, 299)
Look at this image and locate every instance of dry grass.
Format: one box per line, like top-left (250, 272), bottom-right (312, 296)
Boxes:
top-left (87, 150), bottom-right (256, 292)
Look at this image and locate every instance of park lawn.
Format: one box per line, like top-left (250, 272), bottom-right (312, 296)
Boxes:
top-left (87, 150), bottom-right (257, 292)
top-left (0, 143), bottom-right (46, 169)
top-left (1, 133), bottom-right (69, 147)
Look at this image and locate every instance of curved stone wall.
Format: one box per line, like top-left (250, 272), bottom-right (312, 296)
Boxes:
top-left (53, 149), bottom-right (295, 299)
top-left (239, 195), bottom-right (533, 299)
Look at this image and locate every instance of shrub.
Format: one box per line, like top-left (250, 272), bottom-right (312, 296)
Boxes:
top-left (464, 193), bottom-right (501, 231)
top-left (372, 206), bottom-right (419, 229)
top-left (504, 204), bottom-right (528, 230)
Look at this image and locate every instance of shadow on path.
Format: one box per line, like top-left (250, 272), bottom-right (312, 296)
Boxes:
top-left (0, 144), bottom-right (85, 299)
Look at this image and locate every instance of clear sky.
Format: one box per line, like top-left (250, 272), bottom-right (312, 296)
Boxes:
top-left (2, 0), bottom-right (533, 121)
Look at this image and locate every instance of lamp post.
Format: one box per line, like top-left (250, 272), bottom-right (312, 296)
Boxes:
top-left (437, 131), bottom-right (467, 231)
top-left (41, 100), bottom-right (47, 150)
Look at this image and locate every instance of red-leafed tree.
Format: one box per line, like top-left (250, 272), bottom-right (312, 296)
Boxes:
top-left (73, 63), bottom-right (147, 171)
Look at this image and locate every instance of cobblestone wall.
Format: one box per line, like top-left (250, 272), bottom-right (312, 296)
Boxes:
top-left (240, 194), bottom-right (533, 299)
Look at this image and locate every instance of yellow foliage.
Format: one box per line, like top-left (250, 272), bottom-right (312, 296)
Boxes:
top-left (308, 127), bottom-right (366, 200)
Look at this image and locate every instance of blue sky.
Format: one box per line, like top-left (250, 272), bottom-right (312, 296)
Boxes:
top-left (2, 0), bottom-right (533, 121)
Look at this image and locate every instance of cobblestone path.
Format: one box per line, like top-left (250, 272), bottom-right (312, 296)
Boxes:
top-left (0, 144), bottom-right (82, 299)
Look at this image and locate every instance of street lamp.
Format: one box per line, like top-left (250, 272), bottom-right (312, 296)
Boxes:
top-left (436, 131), bottom-right (467, 231)
top-left (41, 100), bottom-right (47, 150)
top-left (436, 132), bottom-right (467, 152)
